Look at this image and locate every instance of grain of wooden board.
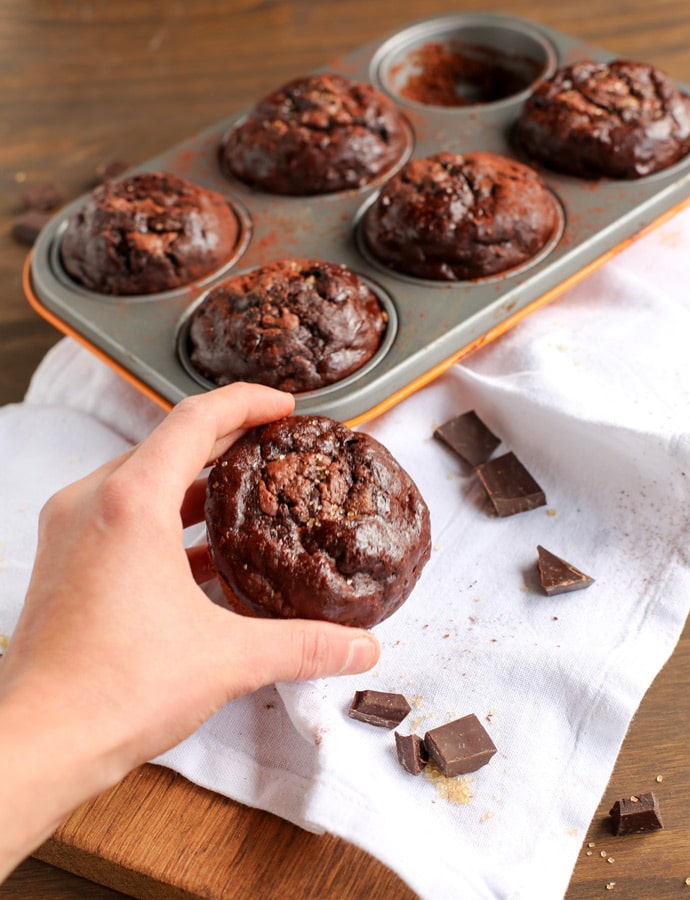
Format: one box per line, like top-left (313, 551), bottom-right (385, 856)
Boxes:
top-left (3, 1), bottom-right (690, 898)
top-left (32, 766), bottom-right (416, 899)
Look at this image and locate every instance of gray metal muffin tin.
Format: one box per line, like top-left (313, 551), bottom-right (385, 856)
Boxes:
top-left (27, 12), bottom-right (690, 423)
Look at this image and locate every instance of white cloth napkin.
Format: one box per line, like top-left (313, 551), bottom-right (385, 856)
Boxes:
top-left (3, 204), bottom-right (690, 899)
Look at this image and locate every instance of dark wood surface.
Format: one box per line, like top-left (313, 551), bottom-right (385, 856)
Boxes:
top-left (2, 1), bottom-right (690, 897)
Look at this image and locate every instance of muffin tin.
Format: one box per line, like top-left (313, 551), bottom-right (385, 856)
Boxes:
top-left (25, 12), bottom-right (690, 425)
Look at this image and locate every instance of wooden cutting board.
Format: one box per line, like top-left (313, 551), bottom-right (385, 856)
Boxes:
top-left (33, 763), bottom-right (415, 899)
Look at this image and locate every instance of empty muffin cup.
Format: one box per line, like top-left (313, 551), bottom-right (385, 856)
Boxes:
top-left (373, 13), bottom-right (558, 108)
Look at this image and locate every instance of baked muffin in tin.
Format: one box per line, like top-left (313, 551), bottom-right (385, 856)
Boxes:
top-left (222, 72), bottom-right (409, 195)
top-left (515, 59), bottom-right (690, 179)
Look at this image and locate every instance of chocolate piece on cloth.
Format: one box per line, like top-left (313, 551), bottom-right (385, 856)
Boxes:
top-left (395, 732), bottom-right (429, 775)
top-left (475, 451), bottom-right (546, 516)
top-left (433, 410), bottom-right (501, 467)
top-left (347, 690), bottom-right (411, 728)
top-left (424, 713), bottom-right (497, 777)
top-left (609, 791), bottom-right (664, 835)
top-left (537, 545), bottom-right (595, 595)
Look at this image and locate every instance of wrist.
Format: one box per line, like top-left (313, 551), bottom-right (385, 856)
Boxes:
top-left (0, 678), bottom-right (131, 881)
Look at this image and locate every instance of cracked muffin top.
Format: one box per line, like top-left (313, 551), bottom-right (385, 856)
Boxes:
top-left (515, 59), bottom-right (690, 179)
top-left (205, 414), bottom-right (431, 627)
top-left (187, 257), bottom-right (387, 393)
top-left (60, 171), bottom-right (239, 295)
top-left (362, 151), bottom-right (559, 281)
top-left (222, 72), bottom-right (409, 195)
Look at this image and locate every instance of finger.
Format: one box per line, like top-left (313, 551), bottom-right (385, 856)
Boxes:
top-left (229, 617), bottom-right (381, 691)
top-left (186, 543), bottom-right (214, 584)
top-left (123, 383), bottom-right (294, 509)
top-left (180, 477), bottom-right (208, 528)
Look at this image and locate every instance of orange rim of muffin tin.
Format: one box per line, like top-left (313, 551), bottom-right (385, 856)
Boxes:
top-left (23, 192), bottom-right (690, 428)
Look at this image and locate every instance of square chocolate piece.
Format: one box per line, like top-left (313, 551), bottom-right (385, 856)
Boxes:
top-left (395, 732), bottom-right (429, 775)
top-left (434, 410), bottom-right (501, 467)
top-left (424, 713), bottom-right (497, 777)
top-left (475, 451), bottom-right (546, 517)
top-left (347, 690), bottom-right (411, 728)
top-left (609, 791), bottom-right (663, 835)
top-left (537, 545), bottom-right (594, 595)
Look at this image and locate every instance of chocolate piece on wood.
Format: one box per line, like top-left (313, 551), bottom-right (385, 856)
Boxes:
top-left (609, 791), bottom-right (663, 835)
top-left (434, 410), bottom-right (501, 466)
top-left (347, 690), bottom-right (411, 728)
top-left (22, 180), bottom-right (67, 211)
top-left (475, 451), bottom-right (546, 516)
top-left (11, 209), bottom-right (52, 246)
top-left (537, 545), bottom-right (594, 595)
top-left (395, 732), bottom-right (429, 775)
top-left (95, 159), bottom-right (130, 182)
top-left (424, 713), bottom-right (497, 777)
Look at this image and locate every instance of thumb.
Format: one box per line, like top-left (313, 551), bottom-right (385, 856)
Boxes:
top-left (233, 617), bottom-right (381, 691)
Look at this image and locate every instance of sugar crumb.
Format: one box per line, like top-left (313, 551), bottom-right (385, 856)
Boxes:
top-left (424, 764), bottom-right (473, 805)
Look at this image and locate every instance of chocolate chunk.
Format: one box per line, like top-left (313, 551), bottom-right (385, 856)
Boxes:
top-left (11, 209), bottom-right (52, 246)
top-left (348, 690), bottom-right (411, 728)
top-left (424, 713), bottom-right (497, 777)
top-left (475, 451), bottom-right (546, 516)
top-left (609, 792), bottom-right (663, 835)
top-left (434, 410), bottom-right (501, 467)
top-left (537, 545), bottom-right (594, 595)
top-left (95, 159), bottom-right (130, 182)
top-left (22, 180), bottom-right (66, 211)
top-left (395, 732), bottom-right (429, 775)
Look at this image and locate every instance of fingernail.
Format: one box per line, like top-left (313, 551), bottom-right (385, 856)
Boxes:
top-left (339, 634), bottom-right (380, 675)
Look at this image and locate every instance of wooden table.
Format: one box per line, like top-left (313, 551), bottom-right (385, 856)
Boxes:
top-left (2, 1), bottom-right (690, 896)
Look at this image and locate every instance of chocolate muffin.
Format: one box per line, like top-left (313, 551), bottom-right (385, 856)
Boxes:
top-left (222, 73), bottom-right (409, 195)
top-left (187, 258), bottom-right (387, 393)
top-left (362, 152), bottom-right (559, 281)
top-left (205, 415), bottom-right (431, 628)
top-left (515, 60), bottom-right (690, 179)
top-left (60, 172), bottom-right (239, 295)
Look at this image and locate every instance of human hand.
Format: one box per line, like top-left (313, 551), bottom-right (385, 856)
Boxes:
top-left (0, 383), bottom-right (380, 878)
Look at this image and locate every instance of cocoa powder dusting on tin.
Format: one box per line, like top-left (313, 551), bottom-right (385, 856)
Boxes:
top-left (395, 41), bottom-right (538, 107)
